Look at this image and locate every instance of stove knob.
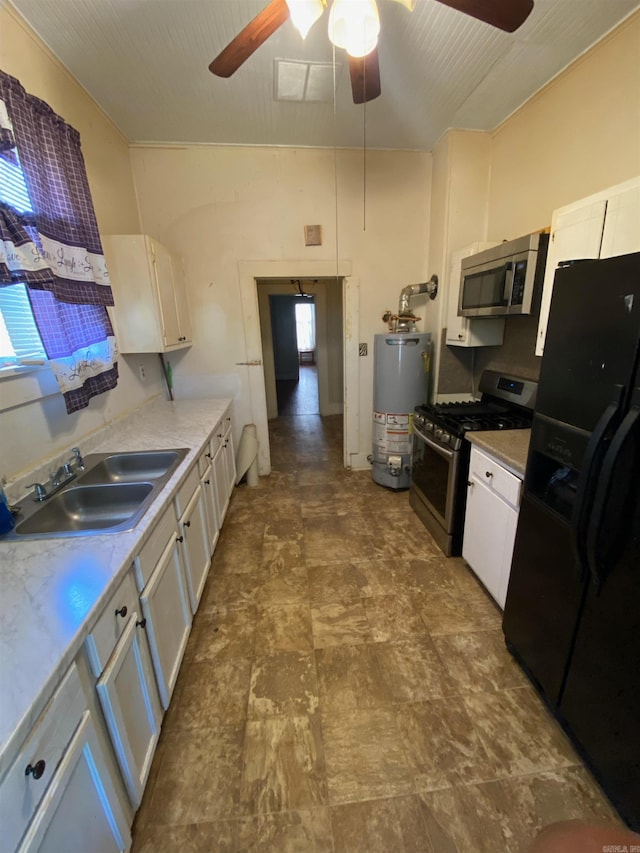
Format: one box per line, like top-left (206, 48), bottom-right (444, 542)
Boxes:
top-left (441, 431), bottom-right (451, 445)
top-left (425, 420), bottom-right (434, 432)
top-left (434, 428), bottom-right (444, 441)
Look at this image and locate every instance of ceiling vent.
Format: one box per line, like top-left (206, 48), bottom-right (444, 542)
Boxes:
top-left (274, 59), bottom-right (342, 103)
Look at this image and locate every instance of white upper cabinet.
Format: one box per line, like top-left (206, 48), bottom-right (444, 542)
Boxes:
top-left (600, 181), bottom-right (640, 259)
top-left (445, 242), bottom-right (504, 348)
top-left (536, 177), bottom-right (640, 356)
top-left (102, 234), bottom-right (192, 354)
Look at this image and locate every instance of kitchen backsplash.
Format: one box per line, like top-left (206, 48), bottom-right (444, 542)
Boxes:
top-left (438, 314), bottom-right (541, 397)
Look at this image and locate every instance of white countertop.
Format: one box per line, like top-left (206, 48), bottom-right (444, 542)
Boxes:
top-left (0, 396), bottom-right (231, 777)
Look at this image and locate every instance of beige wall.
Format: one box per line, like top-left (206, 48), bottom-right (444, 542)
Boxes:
top-left (488, 12), bottom-right (640, 240)
top-left (0, 6), bottom-right (161, 482)
top-left (425, 130), bottom-right (492, 397)
top-left (128, 145), bottom-right (432, 466)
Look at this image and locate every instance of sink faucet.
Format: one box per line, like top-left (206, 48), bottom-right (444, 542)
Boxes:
top-left (71, 447), bottom-right (84, 471)
top-left (26, 446), bottom-right (84, 502)
top-left (26, 482), bottom-right (48, 502)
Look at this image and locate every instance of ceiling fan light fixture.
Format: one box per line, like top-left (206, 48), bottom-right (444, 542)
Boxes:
top-left (328, 0), bottom-right (380, 58)
top-left (286, 0), bottom-right (325, 39)
top-left (388, 0), bottom-right (416, 9)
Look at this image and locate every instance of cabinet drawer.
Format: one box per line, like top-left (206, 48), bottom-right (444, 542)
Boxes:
top-left (469, 447), bottom-right (521, 508)
top-left (197, 446), bottom-right (209, 477)
top-left (85, 570), bottom-right (139, 678)
top-left (134, 504), bottom-right (178, 590)
top-left (210, 427), bottom-right (223, 456)
top-left (0, 663), bottom-right (86, 853)
top-left (174, 464), bottom-right (199, 518)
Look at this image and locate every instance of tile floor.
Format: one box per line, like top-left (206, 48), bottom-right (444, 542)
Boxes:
top-left (131, 414), bottom-right (620, 853)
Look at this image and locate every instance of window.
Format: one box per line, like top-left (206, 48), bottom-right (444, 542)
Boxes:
top-left (0, 146), bottom-right (46, 371)
top-left (295, 301), bottom-right (316, 352)
top-left (1, 71), bottom-right (117, 413)
top-left (0, 283), bottom-right (46, 368)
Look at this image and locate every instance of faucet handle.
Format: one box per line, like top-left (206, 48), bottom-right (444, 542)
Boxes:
top-left (26, 483), bottom-right (47, 501)
top-left (70, 447), bottom-right (84, 470)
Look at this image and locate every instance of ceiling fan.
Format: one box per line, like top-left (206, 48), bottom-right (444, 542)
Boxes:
top-left (209, 0), bottom-right (534, 105)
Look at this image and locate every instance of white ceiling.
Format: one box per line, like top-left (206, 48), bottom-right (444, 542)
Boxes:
top-left (9, 0), bottom-right (640, 150)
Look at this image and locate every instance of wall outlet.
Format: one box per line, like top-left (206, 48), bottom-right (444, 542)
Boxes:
top-left (138, 364), bottom-right (146, 381)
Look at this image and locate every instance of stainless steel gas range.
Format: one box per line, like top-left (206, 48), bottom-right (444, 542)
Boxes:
top-left (409, 370), bottom-right (538, 556)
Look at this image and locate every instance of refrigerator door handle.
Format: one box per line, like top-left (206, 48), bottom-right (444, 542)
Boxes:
top-left (570, 389), bottom-right (624, 574)
top-left (586, 401), bottom-right (640, 589)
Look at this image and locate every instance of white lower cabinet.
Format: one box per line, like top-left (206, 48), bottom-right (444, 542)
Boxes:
top-left (85, 568), bottom-right (162, 810)
top-left (96, 613), bottom-right (162, 808)
top-left (200, 456), bottom-right (221, 556)
top-left (17, 710), bottom-right (130, 853)
top-left (462, 446), bottom-right (522, 609)
top-left (175, 468), bottom-right (211, 614)
top-left (212, 440), bottom-right (229, 524)
top-left (1, 661), bottom-right (131, 853)
top-left (137, 525), bottom-right (192, 710)
top-left (222, 419), bottom-right (236, 498)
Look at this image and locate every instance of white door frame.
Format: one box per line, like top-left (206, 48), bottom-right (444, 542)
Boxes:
top-left (238, 259), bottom-right (357, 475)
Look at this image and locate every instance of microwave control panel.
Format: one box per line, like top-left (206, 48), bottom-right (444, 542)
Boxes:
top-left (510, 260), bottom-right (528, 305)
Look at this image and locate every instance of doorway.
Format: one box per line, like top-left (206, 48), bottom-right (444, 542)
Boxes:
top-left (238, 259), bottom-right (357, 476)
top-left (257, 278), bottom-right (343, 422)
top-left (270, 295), bottom-right (319, 416)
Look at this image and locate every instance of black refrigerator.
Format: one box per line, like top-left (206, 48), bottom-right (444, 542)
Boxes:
top-left (503, 251), bottom-right (640, 830)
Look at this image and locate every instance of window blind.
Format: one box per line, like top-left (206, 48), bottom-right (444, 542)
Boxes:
top-left (0, 153), bottom-right (33, 212)
top-left (0, 284), bottom-right (46, 365)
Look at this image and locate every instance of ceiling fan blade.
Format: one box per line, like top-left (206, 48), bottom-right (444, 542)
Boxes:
top-left (349, 49), bottom-right (382, 105)
top-left (434, 0), bottom-right (533, 33)
top-left (209, 0), bottom-right (291, 77)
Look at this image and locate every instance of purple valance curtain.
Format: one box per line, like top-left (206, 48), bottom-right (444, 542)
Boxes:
top-left (0, 69), bottom-right (118, 413)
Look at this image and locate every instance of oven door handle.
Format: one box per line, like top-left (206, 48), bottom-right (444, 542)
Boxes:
top-left (413, 425), bottom-right (455, 461)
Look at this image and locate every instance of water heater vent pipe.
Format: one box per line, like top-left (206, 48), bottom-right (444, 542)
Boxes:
top-left (398, 275), bottom-right (438, 315)
top-left (382, 274), bottom-right (438, 333)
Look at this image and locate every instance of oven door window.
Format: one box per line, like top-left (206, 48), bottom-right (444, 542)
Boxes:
top-left (412, 433), bottom-right (452, 526)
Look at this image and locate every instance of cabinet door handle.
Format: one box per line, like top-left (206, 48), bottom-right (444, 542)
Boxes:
top-left (206, 452), bottom-right (212, 459)
top-left (176, 535), bottom-right (184, 543)
top-left (204, 479), bottom-right (210, 485)
top-left (136, 618), bottom-right (147, 628)
top-left (25, 760), bottom-right (46, 779)
top-left (115, 606), bottom-right (128, 618)
top-left (485, 471), bottom-right (493, 478)
top-left (467, 481), bottom-right (474, 487)
top-left (184, 520), bottom-right (191, 528)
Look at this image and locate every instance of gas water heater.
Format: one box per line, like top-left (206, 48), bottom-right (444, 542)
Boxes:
top-left (371, 275), bottom-right (437, 490)
top-left (371, 331), bottom-right (432, 489)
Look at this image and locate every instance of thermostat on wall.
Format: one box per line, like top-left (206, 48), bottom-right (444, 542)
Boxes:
top-left (304, 225), bottom-right (322, 246)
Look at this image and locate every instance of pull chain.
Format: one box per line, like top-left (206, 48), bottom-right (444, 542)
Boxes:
top-left (363, 67), bottom-right (367, 231)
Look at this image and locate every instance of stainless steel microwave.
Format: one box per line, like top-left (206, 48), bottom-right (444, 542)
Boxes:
top-left (459, 232), bottom-right (549, 318)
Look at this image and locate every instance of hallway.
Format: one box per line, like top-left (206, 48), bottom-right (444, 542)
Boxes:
top-left (276, 364), bottom-right (319, 416)
top-left (131, 414), bottom-right (619, 853)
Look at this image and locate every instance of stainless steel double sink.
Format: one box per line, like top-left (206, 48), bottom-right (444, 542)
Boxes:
top-left (6, 449), bottom-right (189, 539)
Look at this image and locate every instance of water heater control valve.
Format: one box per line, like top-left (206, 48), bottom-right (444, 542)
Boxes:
top-left (387, 455), bottom-right (403, 476)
